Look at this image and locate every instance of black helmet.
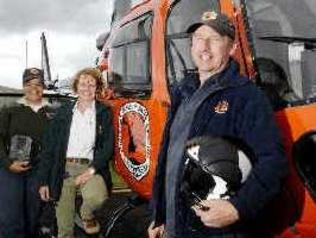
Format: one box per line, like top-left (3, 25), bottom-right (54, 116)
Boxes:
top-left (181, 136), bottom-right (251, 207)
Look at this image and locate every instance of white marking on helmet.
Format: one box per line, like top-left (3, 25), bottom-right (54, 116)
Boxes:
top-left (238, 150), bottom-right (252, 183)
top-left (187, 145), bottom-right (200, 162)
top-left (206, 175), bottom-right (229, 200)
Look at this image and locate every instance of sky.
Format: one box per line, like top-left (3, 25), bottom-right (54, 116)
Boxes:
top-left (0, 0), bottom-right (113, 89)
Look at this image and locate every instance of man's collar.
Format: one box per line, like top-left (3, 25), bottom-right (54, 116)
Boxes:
top-left (179, 60), bottom-right (249, 99)
top-left (17, 97), bottom-right (50, 109)
top-left (202, 60), bottom-right (247, 88)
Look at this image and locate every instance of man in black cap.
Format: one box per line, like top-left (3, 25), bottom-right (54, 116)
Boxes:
top-left (148, 11), bottom-right (287, 238)
top-left (0, 67), bottom-right (53, 237)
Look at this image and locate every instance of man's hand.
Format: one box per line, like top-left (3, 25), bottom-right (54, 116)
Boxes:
top-left (39, 186), bottom-right (50, 202)
top-left (148, 221), bottom-right (165, 238)
top-left (8, 161), bottom-right (31, 173)
top-left (193, 199), bottom-right (239, 228)
top-left (75, 167), bottom-right (95, 186)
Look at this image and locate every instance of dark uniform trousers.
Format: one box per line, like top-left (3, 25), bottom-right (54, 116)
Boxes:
top-left (0, 168), bottom-right (41, 238)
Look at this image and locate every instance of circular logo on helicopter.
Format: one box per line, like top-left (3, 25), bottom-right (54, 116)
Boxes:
top-left (118, 102), bottom-right (151, 181)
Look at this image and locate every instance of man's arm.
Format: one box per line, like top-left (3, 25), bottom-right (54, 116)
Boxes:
top-left (35, 114), bottom-right (59, 186)
top-left (229, 87), bottom-right (288, 220)
top-left (0, 107), bottom-right (12, 169)
top-left (150, 84), bottom-right (183, 227)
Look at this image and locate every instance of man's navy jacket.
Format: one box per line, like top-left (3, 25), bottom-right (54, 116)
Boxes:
top-left (151, 60), bottom-right (288, 237)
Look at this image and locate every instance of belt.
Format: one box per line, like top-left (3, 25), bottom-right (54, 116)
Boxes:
top-left (66, 157), bottom-right (91, 165)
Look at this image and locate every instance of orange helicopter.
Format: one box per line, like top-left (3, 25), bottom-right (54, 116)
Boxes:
top-left (97, 0), bottom-right (316, 237)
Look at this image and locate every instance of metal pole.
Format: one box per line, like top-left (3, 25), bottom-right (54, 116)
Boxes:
top-left (25, 40), bottom-right (28, 68)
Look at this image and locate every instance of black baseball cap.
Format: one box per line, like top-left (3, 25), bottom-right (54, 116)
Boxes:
top-left (22, 67), bottom-right (44, 85)
top-left (187, 11), bottom-right (235, 40)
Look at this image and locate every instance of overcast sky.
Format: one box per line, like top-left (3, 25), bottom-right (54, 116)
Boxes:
top-left (0, 0), bottom-right (113, 89)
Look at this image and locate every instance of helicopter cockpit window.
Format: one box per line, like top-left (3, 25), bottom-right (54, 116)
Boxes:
top-left (108, 13), bottom-right (152, 97)
top-left (246, 0), bottom-right (316, 104)
top-left (166, 0), bottom-right (219, 85)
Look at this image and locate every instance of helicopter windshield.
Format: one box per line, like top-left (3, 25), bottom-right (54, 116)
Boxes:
top-left (108, 13), bottom-right (153, 97)
top-left (247, 0), bottom-right (316, 104)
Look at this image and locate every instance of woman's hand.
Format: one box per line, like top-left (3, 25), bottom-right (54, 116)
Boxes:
top-left (9, 161), bottom-right (31, 173)
top-left (39, 186), bottom-right (50, 201)
top-left (75, 167), bottom-right (95, 186)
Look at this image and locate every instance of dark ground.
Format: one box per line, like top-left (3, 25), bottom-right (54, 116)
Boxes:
top-left (39, 192), bottom-right (151, 238)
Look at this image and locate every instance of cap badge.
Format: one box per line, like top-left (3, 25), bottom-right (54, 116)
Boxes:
top-left (214, 100), bottom-right (229, 114)
top-left (30, 68), bottom-right (40, 74)
top-left (202, 11), bottom-right (218, 21)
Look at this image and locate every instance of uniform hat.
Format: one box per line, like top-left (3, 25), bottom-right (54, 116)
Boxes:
top-left (22, 67), bottom-right (44, 85)
top-left (187, 11), bottom-right (235, 40)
